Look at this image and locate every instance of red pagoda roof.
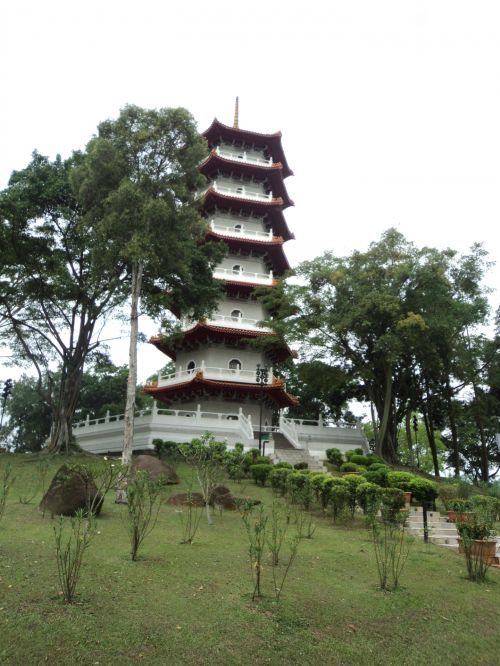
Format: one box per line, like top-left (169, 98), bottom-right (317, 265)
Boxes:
top-left (202, 118), bottom-right (293, 178)
top-left (150, 323), bottom-right (294, 363)
top-left (199, 150), bottom-right (294, 209)
top-left (145, 371), bottom-right (299, 409)
top-left (206, 230), bottom-right (290, 276)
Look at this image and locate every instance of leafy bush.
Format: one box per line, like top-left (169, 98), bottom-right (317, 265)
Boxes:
top-left (378, 488), bottom-right (405, 522)
top-left (349, 454), bottom-right (370, 467)
top-left (224, 446), bottom-right (246, 481)
top-left (362, 466), bottom-right (389, 487)
top-left (153, 439), bottom-right (181, 461)
top-left (340, 462), bottom-right (364, 473)
top-left (365, 454), bottom-right (385, 466)
top-left (250, 463), bottom-right (274, 487)
top-left (294, 462), bottom-right (309, 470)
top-left (269, 468), bottom-right (293, 495)
top-left (329, 483), bottom-right (350, 522)
top-left (356, 482), bottom-right (380, 514)
top-left (342, 474), bottom-right (368, 516)
top-left (447, 498), bottom-right (473, 512)
top-left (310, 474), bottom-right (333, 509)
top-left (287, 472), bottom-right (313, 510)
top-left (471, 495), bottom-right (500, 520)
top-left (456, 478), bottom-right (474, 499)
top-left (437, 483), bottom-right (459, 509)
top-left (387, 471), bottom-right (414, 493)
top-left (274, 462), bottom-right (293, 469)
top-left (326, 448), bottom-right (343, 466)
top-left (408, 477), bottom-right (438, 503)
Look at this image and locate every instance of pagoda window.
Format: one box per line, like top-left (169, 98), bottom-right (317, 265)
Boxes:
top-left (234, 223), bottom-right (243, 232)
top-left (229, 359), bottom-right (242, 372)
top-left (231, 309), bottom-right (242, 321)
top-left (232, 264), bottom-right (243, 275)
top-left (187, 360), bottom-right (196, 373)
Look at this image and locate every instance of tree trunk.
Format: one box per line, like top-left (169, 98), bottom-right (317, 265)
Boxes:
top-left (374, 368), bottom-right (397, 463)
top-left (47, 366), bottom-right (84, 454)
top-left (445, 382), bottom-right (460, 478)
top-left (122, 261), bottom-right (143, 466)
top-left (422, 396), bottom-right (440, 478)
top-left (405, 406), bottom-right (416, 467)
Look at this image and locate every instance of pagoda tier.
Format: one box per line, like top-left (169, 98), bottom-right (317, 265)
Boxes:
top-left (150, 324), bottom-right (294, 364)
top-left (199, 149), bottom-right (294, 209)
top-left (206, 228), bottom-right (290, 276)
top-left (145, 371), bottom-right (298, 409)
top-left (203, 191), bottom-right (294, 241)
top-left (202, 118), bottom-right (293, 178)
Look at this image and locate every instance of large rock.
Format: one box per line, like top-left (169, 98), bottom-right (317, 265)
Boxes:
top-left (132, 454), bottom-right (179, 485)
top-left (167, 492), bottom-right (205, 507)
top-left (40, 464), bottom-right (103, 517)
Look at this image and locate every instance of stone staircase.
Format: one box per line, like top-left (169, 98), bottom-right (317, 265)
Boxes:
top-left (272, 433), bottom-right (325, 471)
top-left (406, 505), bottom-right (500, 563)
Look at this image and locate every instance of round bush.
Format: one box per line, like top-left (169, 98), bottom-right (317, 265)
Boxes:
top-left (294, 462), bottom-right (309, 470)
top-left (326, 448), bottom-right (343, 467)
top-left (378, 487), bottom-right (405, 521)
top-left (387, 471), bottom-right (415, 493)
top-left (340, 462), bottom-right (364, 473)
top-left (408, 477), bottom-right (438, 503)
top-left (250, 463), bottom-right (273, 487)
top-left (274, 462), bottom-right (293, 470)
top-left (269, 468), bottom-right (292, 494)
top-left (362, 466), bottom-right (389, 487)
top-left (356, 482), bottom-right (380, 514)
top-left (349, 454), bottom-right (370, 467)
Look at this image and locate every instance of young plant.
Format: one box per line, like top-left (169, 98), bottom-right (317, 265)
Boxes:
top-left (180, 433), bottom-right (227, 526)
top-left (367, 500), bottom-right (410, 592)
top-left (243, 504), bottom-right (268, 600)
top-left (19, 457), bottom-right (50, 504)
top-left (0, 463), bottom-right (13, 521)
top-left (456, 505), bottom-right (496, 583)
top-left (126, 471), bottom-right (165, 561)
top-left (272, 531), bottom-right (300, 602)
top-left (176, 475), bottom-right (203, 544)
top-left (53, 509), bottom-right (96, 602)
top-left (266, 499), bottom-right (290, 565)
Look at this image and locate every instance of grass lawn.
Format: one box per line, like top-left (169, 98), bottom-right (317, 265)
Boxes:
top-left (1, 453), bottom-right (499, 666)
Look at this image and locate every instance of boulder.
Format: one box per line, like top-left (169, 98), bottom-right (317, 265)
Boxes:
top-left (132, 454), bottom-right (179, 485)
top-left (40, 464), bottom-right (103, 517)
top-left (209, 485), bottom-right (232, 503)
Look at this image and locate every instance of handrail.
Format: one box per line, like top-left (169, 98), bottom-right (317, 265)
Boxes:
top-left (213, 266), bottom-right (274, 285)
top-left (278, 414), bottom-right (301, 449)
top-left (158, 365), bottom-right (274, 386)
top-left (215, 145), bottom-right (272, 167)
top-left (209, 220), bottom-right (273, 241)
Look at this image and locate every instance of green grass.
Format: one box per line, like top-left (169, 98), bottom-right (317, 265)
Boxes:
top-left (1, 453), bottom-right (499, 665)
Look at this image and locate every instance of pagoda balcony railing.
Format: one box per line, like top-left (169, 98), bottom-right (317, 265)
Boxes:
top-left (215, 146), bottom-right (273, 167)
top-left (209, 220), bottom-right (273, 241)
top-left (199, 181), bottom-right (272, 202)
top-left (213, 266), bottom-right (274, 285)
top-left (158, 363), bottom-right (275, 388)
top-left (182, 314), bottom-right (272, 333)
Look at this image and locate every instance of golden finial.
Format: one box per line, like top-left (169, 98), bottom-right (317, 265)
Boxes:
top-left (233, 96), bottom-right (239, 128)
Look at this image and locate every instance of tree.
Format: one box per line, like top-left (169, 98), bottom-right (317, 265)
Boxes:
top-left (272, 230), bottom-right (490, 467)
top-left (0, 152), bottom-right (129, 452)
top-left (76, 106), bottom-right (225, 465)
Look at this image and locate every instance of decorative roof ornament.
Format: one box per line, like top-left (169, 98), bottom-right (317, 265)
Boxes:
top-left (233, 96), bottom-right (239, 128)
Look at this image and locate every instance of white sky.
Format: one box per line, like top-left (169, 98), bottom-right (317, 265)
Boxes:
top-left (2, 0), bottom-right (500, 383)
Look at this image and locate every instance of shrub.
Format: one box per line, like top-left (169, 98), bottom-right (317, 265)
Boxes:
top-left (286, 472), bottom-right (311, 505)
top-left (408, 477), bottom-right (438, 503)
top-left (294, 462), bottom-right (309, 470)
top-left (362, 466), bottom-right (389, 487)
top-left (329, 483), bottom-right (350, 522)
top-left (274, 462), bottom-right (293, 469)
top-left (456, 478), bottom-right (474, 499)
top-left (448, 498), bottom-right (473, 512)
top-left (269, 468), bottom-right (293, 495)
top-left (126, 471), bottom-right (165, 561)
top-left (250, 463), bottom-right (274, 487)
top-left (0, 464), bottom-right (13, 522)
top-left (437, 483), bottom-right (459, 509)
top-left (471, 495), bottom-right (500, 520)
top-left (153, 439), bottom-right (181, 461)
top-left (387, 471), bottom-right (415, 493)
top-left (342, 474), bottom-right (368, 516)
top-left (53, 509), bottom-right (95, 602)
top-left (456, 505), bottom-right (496, 583)
top-left (349, 454), bottom-right (371, 467)
top-left (356, 482), bottom-right (380, 514)
top-left (378, 488), bottom-right (405, 522)
top-left (340, 462), bottom-right (364, 473)
top-left (326, 448), bottom-right (343, 466)
top-left (344, 450), bottom-right (356, 461)
top-left (366, 454), bottom-right (385, 466)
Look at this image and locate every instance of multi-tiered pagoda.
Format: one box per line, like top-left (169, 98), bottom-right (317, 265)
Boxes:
top-left (145, 102), bottom-right (298, 440)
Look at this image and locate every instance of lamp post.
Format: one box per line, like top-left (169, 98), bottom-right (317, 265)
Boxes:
top-left (256, 363), bottom-right (269, 455)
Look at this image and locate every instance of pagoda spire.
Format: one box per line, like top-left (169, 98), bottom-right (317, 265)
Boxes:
top-left (233, 96), bottom-right (239, 128)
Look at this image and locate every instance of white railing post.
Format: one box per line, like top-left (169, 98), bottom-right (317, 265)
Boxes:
top-left (85, 414), bottom-right (90, 428)
top-left (105, 410), bottom-right (110, 423)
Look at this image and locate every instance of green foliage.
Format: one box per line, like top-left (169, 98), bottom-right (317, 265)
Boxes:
top-left (293, 462), bottom-right (309, 470)
top-left (325, 448), bottom-right (344, 466)
top-left (266, 499), bottom-right (290, 566)
top-left (224, 446), bottom-right (246, 481)
top-left (387, 471), bottom-right (415, 493)
top-left (153, 439), bottom-right (182, 461)
top-left (356, 482), bottom-right (380, 514)
top-left (447, 498), bottom-right (473, 512)
top-left (378, 488), bottom-right (405, 522)
top-left (242, 504), bottom-right (267, 600)
top-left (250, 463), bottom-right (273, 487)
top-left (340, 462), bottom-right (364, 473)
top-left (366, 505), bottom-right (410, 591)
top-left (349, 454), bottom-right (371, 466)
top-left (362, 466), bottom-right (389, 487)
top-left (457, 504), bottom-right (496, 583)
top-left (471, 495), bottom-right (500, 520)
top-left (269, 468), bottom-right (293, 495)
top-left (274, 462), bottom-right (293, 469)
top-left (126, 471), bottom-right (165, 561)
top-left (437, 483), bottom-right (459, 509)
top-left (53, 509), bottom-right (96, 602)
top-left (328, 482), bottom-right (350, 522)
top-left (407, 477), bottom-right (438, 503)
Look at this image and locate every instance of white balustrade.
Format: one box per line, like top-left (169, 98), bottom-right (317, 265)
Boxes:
top-left (209, 220), bottom-right (273, 241)
top-left (213, 266), bottom-right (274, 285)
top-left (210, 181), bottom-right (272, 202)
top-left (215, 145), bottom-right (272, 167)
top-left (157, 364), bottom-right (274, 387)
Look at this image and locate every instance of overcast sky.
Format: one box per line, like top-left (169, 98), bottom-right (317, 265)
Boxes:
top-left (2, 0), bottom-right (500, 382)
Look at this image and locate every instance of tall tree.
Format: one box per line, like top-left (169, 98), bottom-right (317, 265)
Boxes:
top-left (0, 153), bottom-right (128, 453)
top-left (77, 106), bottom-right (225, 464)
top-left (270, 230), bottom-right (490, 467)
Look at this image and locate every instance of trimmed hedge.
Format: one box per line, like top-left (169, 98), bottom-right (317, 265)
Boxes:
top-left (250, 463), bottom-right (273, 486)
top-left (326, 448), bottom-right (343, 467)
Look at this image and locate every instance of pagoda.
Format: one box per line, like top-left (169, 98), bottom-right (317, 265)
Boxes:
top-left (145, 100), bottom-right (298, 444)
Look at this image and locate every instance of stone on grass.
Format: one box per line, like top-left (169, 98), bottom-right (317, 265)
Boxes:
top-left (132, 454), bottom-right (179, 485)
top-left (40, 464), bottom-right (103, 517)
top-left (167, 492), bottom-right (205, 507)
